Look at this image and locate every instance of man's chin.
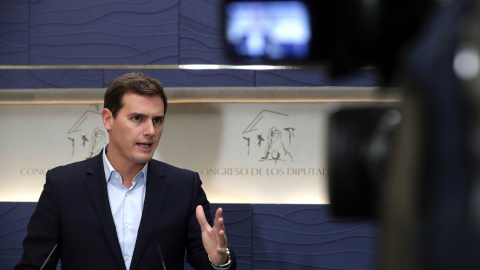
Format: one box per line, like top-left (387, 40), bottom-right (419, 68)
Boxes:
top-left (134, 154), bottom-right (154, 165)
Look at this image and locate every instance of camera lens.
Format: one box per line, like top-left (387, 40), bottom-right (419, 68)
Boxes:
top-left (328, 107), bottom-right (401, 217)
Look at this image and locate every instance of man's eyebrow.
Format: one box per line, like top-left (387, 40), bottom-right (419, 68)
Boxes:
top-left (127, 112), bottom-right (147, 117)
top-left (127, 112), bottom-right (164, 118)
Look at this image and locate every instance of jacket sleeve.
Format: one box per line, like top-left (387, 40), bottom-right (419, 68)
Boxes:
top-left (15, 169), bottom-right (61, 270)
top-left (184, 172), bottom-right (213, 269)
top-left (184, 173), bottom-right (237, 270)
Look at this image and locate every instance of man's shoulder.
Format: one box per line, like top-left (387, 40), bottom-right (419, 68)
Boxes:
top-left (49, 153), bottom-right (100, 174)
top-left (149, 159), bottom-right (197, 176)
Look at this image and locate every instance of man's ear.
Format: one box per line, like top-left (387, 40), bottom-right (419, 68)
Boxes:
top-left (102, 108), bottom-right (113, 131)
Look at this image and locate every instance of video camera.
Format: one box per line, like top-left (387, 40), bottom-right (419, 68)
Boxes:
top-left (223, 0), bottom-right (434, 84)
top-left (223, 0), bottom-right (434, 217)
top-left (224, 0), bottom-right (480, 269)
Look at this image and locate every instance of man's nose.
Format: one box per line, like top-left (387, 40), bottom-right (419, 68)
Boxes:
top-left (143, 120), bottom-right (155, 136)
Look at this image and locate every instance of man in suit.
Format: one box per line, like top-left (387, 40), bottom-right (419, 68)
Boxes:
top-left (16, 73), bottom-right (236, 270)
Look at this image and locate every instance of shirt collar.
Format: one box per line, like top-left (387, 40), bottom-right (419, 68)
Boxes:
top-left (102, 144), bottom-right (148, 183)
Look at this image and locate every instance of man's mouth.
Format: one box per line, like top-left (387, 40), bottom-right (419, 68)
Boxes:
top-left (137, 143), bottom-right (153, 149)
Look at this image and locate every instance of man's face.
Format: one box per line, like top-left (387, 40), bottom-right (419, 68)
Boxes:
top-left (102, 92), bottom-right (165, 170)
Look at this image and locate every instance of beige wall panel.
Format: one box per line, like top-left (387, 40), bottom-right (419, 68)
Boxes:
top-left (0, 87), bottom-right (398, 203)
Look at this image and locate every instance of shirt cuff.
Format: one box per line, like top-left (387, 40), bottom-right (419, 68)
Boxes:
top-left (211, 264), bottom-right (231, 270)
top-left (208, 248), bottom-right (232, 269)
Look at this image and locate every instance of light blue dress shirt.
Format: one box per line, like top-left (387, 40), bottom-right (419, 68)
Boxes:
top-left (102, 146), bottom-right (147, 270)
top-left (102, 145), bottom-right (230, 269)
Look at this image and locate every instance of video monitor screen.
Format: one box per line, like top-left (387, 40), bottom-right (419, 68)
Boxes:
top-left (225, 1), bottom-right (311, 62)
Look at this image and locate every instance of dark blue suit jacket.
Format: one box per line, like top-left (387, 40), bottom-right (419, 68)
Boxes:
top-left (16, 152), bottom-right (235, 270)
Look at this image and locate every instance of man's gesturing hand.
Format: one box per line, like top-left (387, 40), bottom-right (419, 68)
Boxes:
top-left (196, 205), bottom-right (229, 265)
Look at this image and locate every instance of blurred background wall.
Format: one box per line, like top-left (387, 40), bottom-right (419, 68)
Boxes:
top-left (0, 0), bottom-right (380, 269)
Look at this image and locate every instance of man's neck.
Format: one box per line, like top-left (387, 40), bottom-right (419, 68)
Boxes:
top-left (106, 152), bottom-right (145, 189)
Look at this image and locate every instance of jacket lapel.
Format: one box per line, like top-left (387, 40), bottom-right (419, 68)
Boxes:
top-left (130, 160), bottom-right (169, 270)
top-left (84, 153), bottom-right (126, 270)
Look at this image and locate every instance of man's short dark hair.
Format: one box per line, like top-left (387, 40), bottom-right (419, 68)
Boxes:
top-left (104, 73), bottom-right (168, 118)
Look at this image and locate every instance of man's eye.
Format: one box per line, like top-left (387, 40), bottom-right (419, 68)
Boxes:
top-left (153, 118), bottom-right (163, 124)
top-left (133, 116), bottom-right (141, 121)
